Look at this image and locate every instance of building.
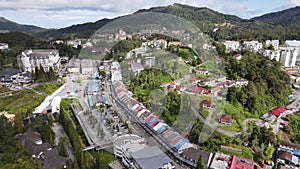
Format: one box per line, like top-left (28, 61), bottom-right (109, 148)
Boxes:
top-left (67, 39), bottom-right (82, 48)
top-left (279, 48), bottom-right (299, 67)
top-left (81, 59), bottom-right (97, 74)
top-left (131, 62), bottom-right (144, 75)
top-left (270, 107), bottom-right (286, 118)
top-left (0, 68), bottom-right (21, 82)
top-left (113, 134), bottom-right (147, 167)
top-left (182, 147), bottom-right (213, 167)
top-left (67, 59), bottom-right (81, 73)
top-left (111, 61), bottom-right (123, 82)
top-left (227, 155), bottom-right (263, 169)
top-left (0, 43), bottom-right (8, 51)
top-left (266, 40), bottom-right (279, 50)
top-left (224, 41), bottom-right (240, 53)
top-left (277, 140), bottom-right (300, 167)
top-left (115, 29), bottom-right (131, 41)
top-left (144, 57), bottom-right (155, 68)
top-left (202, 100), bottom-right (213, 109)
top-left (15, 128), bottom-right (66, 169)
top-left (219, 114), bottom-right (232, 126)
top-left (18, 49), bottom-right (60, 73)
top-left (131, 146), bottom-right (175, 169)
top-left (0, 68), bottom-right (31, 84)
top-left (285, 40), bottom-right (300, 48)
top-left (243, 41), bottom-right (263, 52)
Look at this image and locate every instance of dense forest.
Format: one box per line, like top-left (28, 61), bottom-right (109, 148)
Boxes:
top-left (104, 37), bottom-right (142, 62)
top-left (224, 53), bottom-right (291, 116)
top-left (283, 113), bottom-right (300, 144)
top-left (0, 116), bottom-right (44, 169)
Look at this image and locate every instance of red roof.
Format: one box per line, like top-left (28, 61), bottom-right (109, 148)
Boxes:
top-left (228, 156), bottom-right (259, 169)
top-left (191, 76), bottom-right (200, 81)
top-left (187, 85), bottom-right (209, 94)
top-left (270, 107), bottom-right (286, 117)
top-left (281, 120), bottom-right (289, 125)
top-left (202, 100), bottom-right (212, 107)
top-left (145, 115), bottom-right (155, 123)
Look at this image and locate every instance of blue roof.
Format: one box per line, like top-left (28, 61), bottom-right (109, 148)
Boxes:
top-left (88, 96), bottom-right (94, 107)
top-left (147, 118), bottom-right (158, 126)
top-left (156, 125), bottom-right (167, 134)
top-left (175, 139), bottom-right (189, 150)
top-left (292, 155), bottom-right (299, 165)
top-left (293, 150), bottom-right (300, 156)
top-left (102, 95), bottom-right (108, 104)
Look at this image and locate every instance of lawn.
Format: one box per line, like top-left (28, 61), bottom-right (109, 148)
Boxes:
top-left (0, 89), bottom-right (45, 114)
top-left (0, 82), bottom-right (63, 114)
top-left (0, 86), bottom-right (10, 93)
top-left (34, 82), bottom-right (64, 95)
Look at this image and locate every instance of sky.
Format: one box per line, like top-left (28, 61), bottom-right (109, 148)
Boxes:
top-left (0, 0), bottom-right (299, 28)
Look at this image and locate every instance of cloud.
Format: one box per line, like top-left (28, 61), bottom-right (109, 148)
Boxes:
top-left (0, 0), bottom-right (248, 14)
top-left (286, 0), bottom-right (300, 7)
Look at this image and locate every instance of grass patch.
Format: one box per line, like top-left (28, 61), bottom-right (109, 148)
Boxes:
top-left (0, 86), bottom-right (10, 93)
top-left (0, 89), bottom-right (45, 114)
top-left (34, 82), bottom-right (64, 95)
top-left (200, 110), bottom-right (209, 119)
top-left (218, 119), bottom-right (242, 132)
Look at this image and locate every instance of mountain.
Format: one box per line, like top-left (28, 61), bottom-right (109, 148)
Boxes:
top-left (135, 3), bottom-right (300, 41)
top-left (34, 18), bottom-right (112, 38)
top-left (251, 6), bottom-right (300, 26)
top-left (0, 17), bottom-right (43, 32)
top-left (31, 3), bottom-right (300, 41)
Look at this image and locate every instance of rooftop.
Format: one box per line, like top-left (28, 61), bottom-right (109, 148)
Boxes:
top-left (270, 107), bottom-right (286, 117)
top-left (113, 134), bottom-right (144, 148)
top-left (182, 147), bottom-right (212, 165)
top-left (0, 68), bottom-right (21, 77)
top-left (285, 40), bottom-right (300, 47)
top-left (131, 146), bottom-right (173, 169)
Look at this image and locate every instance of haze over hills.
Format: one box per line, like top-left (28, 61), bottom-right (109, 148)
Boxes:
top-left (0, 17), bottom-right (43, 32)
top-left (251, 6), bottom-right (300, 26)
top-left (0, 3), bottom-right (300, 41)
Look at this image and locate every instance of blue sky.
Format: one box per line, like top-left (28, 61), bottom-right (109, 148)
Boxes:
top-left (0, 0), bottom-right (298, 28)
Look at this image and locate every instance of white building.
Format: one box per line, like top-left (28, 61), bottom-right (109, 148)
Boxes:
top-left (266, 40), bottom-right (279, 50)
top-left (81, 59), bottom-right (97, 75)
top-left (67, 59), bottom-right (81, 73)
top-left (285, 40), bottom-right (300, 48)
top-left (279, 47), bottom-right (299, 67)
top-left (243, 41), bottom-right (263, 52)
top-left (223, 41), bottom-right (240, 53)
top-left (111, 61), bottom-right (122, 82)
top-left (18, 49), bottom-right (60, 73)
top-left (113, 134), bottom-right (147, 167)
top-left (115, 28), bottom-right (131, 41)
top-left (67, 39), bottom-right (82, 48)
top-left (0, 43), bottom-right (8, 51)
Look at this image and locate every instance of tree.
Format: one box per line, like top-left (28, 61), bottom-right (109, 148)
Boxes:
top-left (48, 114), bottom-right (54, 126)
top-left (196, 155), bottom-right (204, 169)
top-left (14, 113), bottom-right (23, 133)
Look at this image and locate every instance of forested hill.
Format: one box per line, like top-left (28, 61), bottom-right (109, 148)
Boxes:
top-left (251, 6), bottom-right (300, 26)
top-left (2, 3), bottom-right (300, 41)
top-left (0, 17), bottom-right (43, 32)
top-left (136, 3), bottom-right (300, 41)
top-left (34, 18), bottom-right (112, 38)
